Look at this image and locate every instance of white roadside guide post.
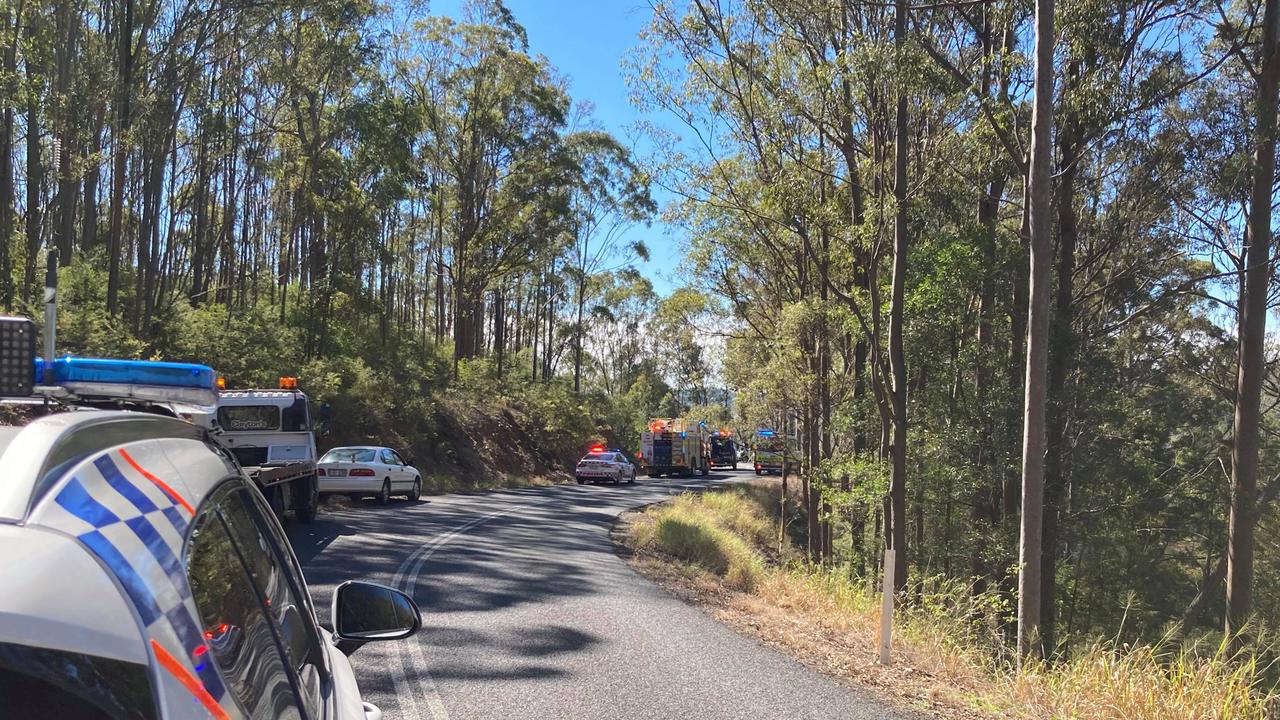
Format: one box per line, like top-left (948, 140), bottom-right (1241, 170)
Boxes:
top-left (879, 548), bottom-right (895, 665)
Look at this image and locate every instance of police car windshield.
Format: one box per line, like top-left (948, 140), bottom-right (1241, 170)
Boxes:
top-left (321, 448), bottom-right (377, 463)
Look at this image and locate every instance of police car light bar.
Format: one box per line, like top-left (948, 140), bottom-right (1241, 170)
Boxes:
top-left (32, 357), bottom-right (219, 409)
top-left (757, 429), bottom-right (775, 437)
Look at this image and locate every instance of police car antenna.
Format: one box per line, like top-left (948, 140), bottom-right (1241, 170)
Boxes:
top-left (42, 249), bottom-right (57, 387)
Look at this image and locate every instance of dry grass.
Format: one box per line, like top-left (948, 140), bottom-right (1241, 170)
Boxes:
top-left (621, 487), bottom-right (1280, 720)
top-left (628, 488), bottom-right (770, 591)
top-left (1004, 641), bottom-right (1276, 720)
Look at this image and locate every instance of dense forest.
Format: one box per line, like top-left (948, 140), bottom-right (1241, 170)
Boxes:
top-left (0, 0), bottom-right (709, 465)
top-left (629, 0), bottom-right (1280, 663)
top-left (5, 0), bottom-right (1280, 675)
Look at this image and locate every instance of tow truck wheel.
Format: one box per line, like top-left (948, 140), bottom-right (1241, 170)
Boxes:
top-left (265, 484), bottom-right (287, 518)
top-left (378, 480), bottom-right (391, 505)
top-left (409, 477), bottom-right (421, 502)
top-left (294, 476), bottom-right (318, 523)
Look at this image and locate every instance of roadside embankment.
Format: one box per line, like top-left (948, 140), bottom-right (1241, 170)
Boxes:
top-left (321, 372), bottom-right (624, 493)
top-left (616, 483), bottom-right (1276, 720)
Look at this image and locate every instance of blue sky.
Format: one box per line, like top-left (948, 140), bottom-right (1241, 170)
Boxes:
top-left (428, 0), bottom-right (684, 296)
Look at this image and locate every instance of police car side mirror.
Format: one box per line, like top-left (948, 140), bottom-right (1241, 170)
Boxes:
top-left (332, 580), bottom-right (421, 656)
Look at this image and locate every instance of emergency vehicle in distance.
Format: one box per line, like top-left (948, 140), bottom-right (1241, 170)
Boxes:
top-left (0, 311), bottom-right (420, 719)
top-left (752, 428), bottom-right (797, 475)
top-left (708, 430), bottom-right (738, 470)
top-left (575, 445), bottom-right (638, 485)
top-left (188, 376), bottom-right (326, 523)
top-left (640, 418), bottom-right (710, 478)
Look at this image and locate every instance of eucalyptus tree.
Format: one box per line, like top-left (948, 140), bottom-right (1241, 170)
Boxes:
top-left (1227, 0), bottom-right (1280, 641)
top-left (404, 5), bottom-right (571, 367)
top-left (560, 126), bottom-right (654, 392)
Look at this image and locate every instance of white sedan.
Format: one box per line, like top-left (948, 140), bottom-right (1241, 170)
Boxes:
top-left (575, 447), bottom-right (637, 485)
top-left (318, 445), bottom-right (422, 503)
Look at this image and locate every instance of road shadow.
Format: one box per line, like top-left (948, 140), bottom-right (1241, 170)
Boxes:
top-left (423, 623), bottom-right (603, 681)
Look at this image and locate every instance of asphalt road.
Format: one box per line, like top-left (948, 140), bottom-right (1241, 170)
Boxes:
top-left (288, 469), bottom-right (916, 720)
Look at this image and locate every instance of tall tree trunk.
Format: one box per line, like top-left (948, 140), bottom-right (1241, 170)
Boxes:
top-left (81, 104), bottom-right (104, 253)
top-left (971, 13), bottom-right (1011, 599)
top-left (1227, 0), bottom-right (1280, 640)
top-left (23, 64), bottom-right (42, 302)
top-left (1018, 0), bottom-right (1056, 664)
top-left (574, 276), bottom-right (585, 392)
top-left (494, 284), bottom-right (506, 375)
top-left (53, 0), bottom-right (79, 262)
top-left (887, 0), bottom-right (909, 593)
top-left (0, 0), bottom-right (19, 309)
top-left (1042, 69), bottom-right (1082, 656)
top-left (107, 0), bottom-right (134, 315)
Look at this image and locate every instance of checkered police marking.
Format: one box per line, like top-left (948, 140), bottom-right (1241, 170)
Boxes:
top-left (51, 452), bottom-right (227, 703)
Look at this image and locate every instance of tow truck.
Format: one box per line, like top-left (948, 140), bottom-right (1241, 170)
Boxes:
top-left (188, 376), bottom-right (326, 523)
top-left (640, 417), bottom-right (710, 478)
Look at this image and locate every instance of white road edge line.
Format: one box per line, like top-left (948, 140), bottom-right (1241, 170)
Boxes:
top-left (388, 493), bottom-right (565, 720)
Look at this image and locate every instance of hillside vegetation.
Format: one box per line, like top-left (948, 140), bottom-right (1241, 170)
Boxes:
top-left (624, 487), bottom-right (1278, 719)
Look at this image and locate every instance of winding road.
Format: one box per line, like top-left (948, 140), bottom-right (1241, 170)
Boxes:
top-left (288, 470), bottom-right (915, 719)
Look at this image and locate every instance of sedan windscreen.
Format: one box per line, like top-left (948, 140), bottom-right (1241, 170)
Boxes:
top-left (320, 449), bottom-right (378, 463)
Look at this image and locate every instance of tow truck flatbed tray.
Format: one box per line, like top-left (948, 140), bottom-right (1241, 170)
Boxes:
top-left (244, 460), bottom-right (316, 487)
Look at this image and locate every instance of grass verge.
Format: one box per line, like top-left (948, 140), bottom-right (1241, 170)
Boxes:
top-left (620, 483), bottom-right (1278, 720)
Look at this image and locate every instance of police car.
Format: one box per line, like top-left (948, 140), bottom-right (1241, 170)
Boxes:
top-left (0, 317), bottom-right (420, 720)
top-left (574, 446), bottom-right (637, 485)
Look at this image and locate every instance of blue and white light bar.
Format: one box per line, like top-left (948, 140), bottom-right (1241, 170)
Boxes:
top-left (757, 429), bottom-right (776, 437)
top-left (34, 357), bottom-right (218, 409)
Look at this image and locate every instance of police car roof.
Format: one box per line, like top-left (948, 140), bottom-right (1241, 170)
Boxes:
top-left (0, 409), bottom-right (202, 524)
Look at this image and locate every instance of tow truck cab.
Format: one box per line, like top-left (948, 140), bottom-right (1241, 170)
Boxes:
top-left (188, 378), bottom-right (327, 523)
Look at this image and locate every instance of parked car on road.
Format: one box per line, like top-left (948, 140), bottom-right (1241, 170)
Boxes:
top-left (576, 446), bottom-right (637, 485)
top-left (318, 446), bottom-right (422, 503)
